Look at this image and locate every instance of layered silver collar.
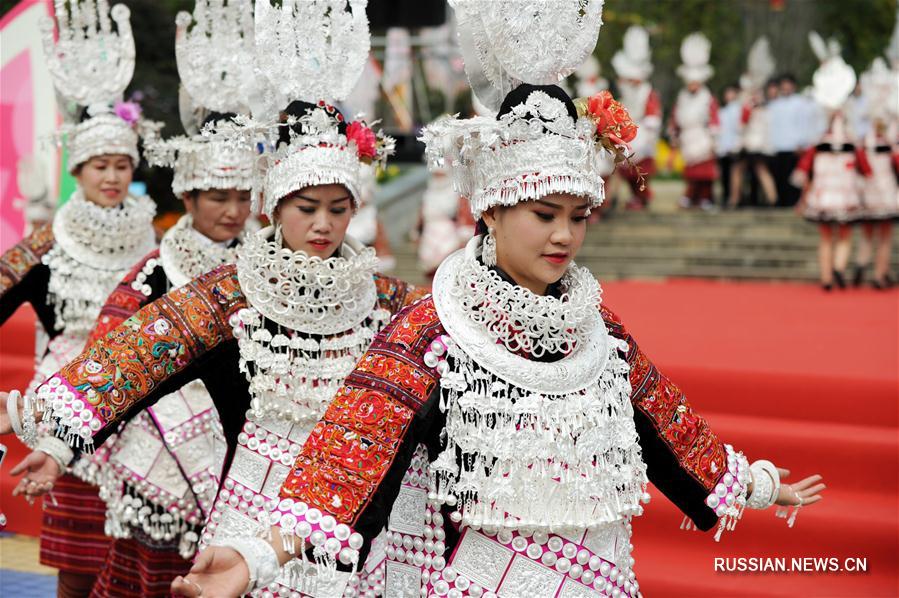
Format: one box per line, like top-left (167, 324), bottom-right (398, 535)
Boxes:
top-left (235, 227), bottom-right (379, 335)
top-left (52, 188), bottom-right (156, 271)
top-left (45, 189), bottom-right (156, 334)
top-left (159, 214), bottom-right (239, 288)
top-left (432, 235), bottom-right (607, 394)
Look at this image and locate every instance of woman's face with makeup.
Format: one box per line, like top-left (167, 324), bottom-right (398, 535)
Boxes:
top-left (481, 193), bottom-right (589, 294)
top-left (274, 184), bottom-right (353, 257)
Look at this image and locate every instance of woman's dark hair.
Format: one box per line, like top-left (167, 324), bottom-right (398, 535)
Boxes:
top-left (475, 218), bottom-right (488, 236)
top-left (277, 100), bottom-right (348, 148)
top-left (496, 83), bottom-right (578, 122)
top-left (202, 111), bottom-right (239, 129)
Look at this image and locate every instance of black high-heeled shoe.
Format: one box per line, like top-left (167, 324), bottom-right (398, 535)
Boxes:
top-left (821, 282), bottom-right (833, 292)
top-left (852, 264), bottom-right (867, 287)
top-left (832, 270), bottom-right (847, 289)
top-left (872, 274), bottom-right (896, 290)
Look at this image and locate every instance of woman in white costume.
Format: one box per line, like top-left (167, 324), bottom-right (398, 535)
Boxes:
top-left (171, 3), bottom-right (824, 597)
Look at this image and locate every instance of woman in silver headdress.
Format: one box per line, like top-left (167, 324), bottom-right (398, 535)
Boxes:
top-left (172, 3), bottom-right (824, 597)
top-left (0, 4), bottom-right (157, 595)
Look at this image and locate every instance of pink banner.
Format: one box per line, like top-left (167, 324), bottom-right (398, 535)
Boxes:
top-left (1, 0), bottom-right (57, 253)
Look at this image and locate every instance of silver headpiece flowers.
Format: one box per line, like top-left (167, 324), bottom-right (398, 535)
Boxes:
top-left (42, 1), bottom-right (147, 171)
top-left (243, 0), bottom-right (393, 219)
top-left (421, 0), bottom-right (632, 218)
top-left (143, 0), bottom-right (257, 196)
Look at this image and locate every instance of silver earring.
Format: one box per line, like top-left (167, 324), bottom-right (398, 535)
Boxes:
top-left (274, 223), bottom-right (284, 247)
top-left (482, 227), bottom-right (497, 267)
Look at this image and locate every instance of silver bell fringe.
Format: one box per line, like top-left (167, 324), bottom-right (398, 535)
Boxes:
top-left (430, 340), bottom-right (648, 534)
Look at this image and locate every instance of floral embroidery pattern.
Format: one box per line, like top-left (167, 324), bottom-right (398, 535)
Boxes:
top-left (88, 250), bottom-right (161, 344)
top-left (279, 298), bottom-right (443, 525)
top-left (55, 265), bottom-right (245, 424)
top-left (0, 223), bottom-right (54, 294)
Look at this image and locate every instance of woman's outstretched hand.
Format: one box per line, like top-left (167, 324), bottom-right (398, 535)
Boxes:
top-left (775, 468), bottom-right (825, 507)
top-left (10, 450), bottom-right (61, 504)
top-left (171, 546), bottom-right (251, 597)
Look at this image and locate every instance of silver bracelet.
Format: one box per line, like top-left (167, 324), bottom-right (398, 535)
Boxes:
top-left (214, 536), bottom-right (280, 595)
top-left (747, 460), bottom-right (780, 510)
top-left (21, 393), bottom-right (38, 448)
top-left (36, 435), bottom-right (74, 473)
top-left (7, 390), bottom-right (24, 437)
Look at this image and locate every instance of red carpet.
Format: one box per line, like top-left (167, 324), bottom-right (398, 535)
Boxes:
top-left (0, 306), bottom-right (41, 536)
top-left (2, 282), bottom-right (897, 596)
top-left (602, 280), bottom-right (898, 597)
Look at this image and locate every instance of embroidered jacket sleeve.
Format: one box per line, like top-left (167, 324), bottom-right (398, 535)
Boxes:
top-left (273, 297), bottom-right (444, 562)
top-left (601, 305), bottom-right (745, 532)
top-left (34, 264), bottom-right (247, 450)
top-left (0, 223), bottom-right (57, 332)
top-left (87, 249), bottom-right (165, 345)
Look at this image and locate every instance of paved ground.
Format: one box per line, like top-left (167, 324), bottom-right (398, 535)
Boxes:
top-left (0, 533), bottom-right (57, 594)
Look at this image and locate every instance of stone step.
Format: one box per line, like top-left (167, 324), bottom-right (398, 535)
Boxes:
top-left (588, 224), bottom-right (817, 237)
top-left (578, 243), bottom-right (816, 260)
top-left (378, 173), bottom-right (896, 283)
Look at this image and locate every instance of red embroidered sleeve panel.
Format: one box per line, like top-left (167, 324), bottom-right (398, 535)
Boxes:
top-left (601, 304), bottom-right (733, 531)
top-left (34, 264), bottom-right (246, 449)
top-left (271, 297), bottom-right (443, 550)
top-left (87, 249), bottom-right (162, 345)
top-left (0, 223), bottom-right (54, 294)
top-left (0, 223), bottom-right (55, 327)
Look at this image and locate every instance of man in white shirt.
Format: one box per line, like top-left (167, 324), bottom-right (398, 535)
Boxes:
top-left (716, 84), bottom-right (742, 207)
top-left (766, 74), bottom-right (807, 206)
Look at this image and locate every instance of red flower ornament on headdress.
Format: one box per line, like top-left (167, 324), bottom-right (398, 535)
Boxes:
top-left (346, 121), bottom-right (378, 162)
top-left (576, 90), bottom-right (644, 189)
top-left (584, 90), bottom-right (637, 146)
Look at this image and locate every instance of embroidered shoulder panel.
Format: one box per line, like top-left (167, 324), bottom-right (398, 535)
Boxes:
top-left (279, 296), bottom-right (444, 525)
top-left (601, 304), bottom-right (727, 492)
top-left (88, 249), bottom-right (162, 345)
top-left (0, 223), bottom-right (54, 295)
top-left (54, 264), bottom-right (246, 426)
top-left (374, 274), bottom-right (431, 315)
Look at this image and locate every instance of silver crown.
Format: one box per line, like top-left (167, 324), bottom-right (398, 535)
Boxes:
top-left (677, 32), bottom-right (713, 84)
top-left (451, 0), bottom-right (604, 111)
top-left (422, 0), bottom-right (610, 217)
top-left (42, 1), bottom-right (141, 170)
top-left (145, 0), bottom-right (258, 196)
top-left (175, 0), bottom-right (255, 118)
top-left (254, 0), bottom-right (371, 111)
top-left (41, 1), bottom-right (134, 113)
